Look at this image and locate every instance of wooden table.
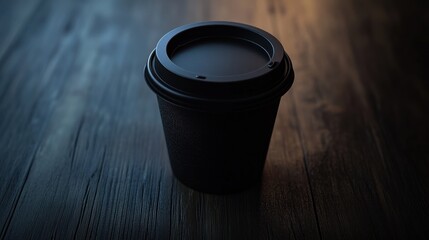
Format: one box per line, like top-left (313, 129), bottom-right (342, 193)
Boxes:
top-left (1, 0), bottom-right (428, 239)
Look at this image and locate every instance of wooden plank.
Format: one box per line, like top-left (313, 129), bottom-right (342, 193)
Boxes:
top-left (0, 0), bottom-right (169, 237)
top-left (342, 0), bottom-right (429, 238)
top-left (0, 0), bottom-right (90, 238)
top-left (274, 0), bottom-right (429, 238)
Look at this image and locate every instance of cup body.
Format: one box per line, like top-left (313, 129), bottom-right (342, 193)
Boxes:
top-left (158, 96), bottom-right (280, 193)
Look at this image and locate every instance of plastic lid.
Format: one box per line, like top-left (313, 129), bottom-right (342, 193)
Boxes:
top-left (145, 21), bottom-right (294, 110)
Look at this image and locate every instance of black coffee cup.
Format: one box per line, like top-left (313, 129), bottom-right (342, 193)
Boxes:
top-left (145, 21), bottom-right (294, 193)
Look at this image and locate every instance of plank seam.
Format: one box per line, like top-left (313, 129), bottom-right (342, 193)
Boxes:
top-left (0, 145), bottom-right (39, 239)
top-left (290, 95), bottom-right (324, 240)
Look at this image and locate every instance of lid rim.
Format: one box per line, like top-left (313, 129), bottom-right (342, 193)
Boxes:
top-left (144, 21), bottom-right (295, 110)
top-left (145, 51), bottom-right (294, 110)
top-left (155, 21), bottom-right (285, 83)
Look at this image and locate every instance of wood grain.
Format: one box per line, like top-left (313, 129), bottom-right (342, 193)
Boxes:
top-left (0, 0), bottom-right (428, 239)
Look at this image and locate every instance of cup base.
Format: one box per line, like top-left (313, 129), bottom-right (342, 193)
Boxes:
top-left (172, 171), bottom-right (263, 194)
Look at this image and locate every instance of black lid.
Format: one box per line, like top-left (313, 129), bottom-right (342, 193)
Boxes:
top-left (145, 21), bottom-right (294, 110)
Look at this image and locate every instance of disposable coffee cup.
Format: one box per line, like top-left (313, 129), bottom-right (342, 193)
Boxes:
top-left (144, 21), bottom-right (294, 193)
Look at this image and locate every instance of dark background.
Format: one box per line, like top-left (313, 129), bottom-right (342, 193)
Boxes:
top-left (0, 0), bottom-right (428, 239)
